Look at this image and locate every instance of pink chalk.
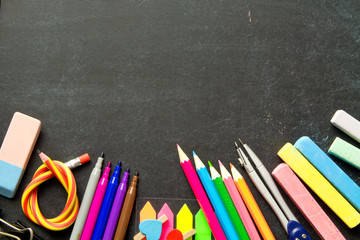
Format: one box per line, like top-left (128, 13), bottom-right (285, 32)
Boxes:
top-left (272, 163), bottom-right (345, 240)
top-left (158, 203), bottom-right (174, 240)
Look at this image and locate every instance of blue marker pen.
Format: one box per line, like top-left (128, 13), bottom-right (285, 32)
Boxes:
top-left (91, 161), bottom-right (121, 240)
top-left (193, 152), bottom-right (240, 240)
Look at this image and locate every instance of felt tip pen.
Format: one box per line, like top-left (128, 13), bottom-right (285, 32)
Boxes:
top-left (114, 172), bottom-right (139, 240)
top-left (103, 168), bottom-right (130, 240)
top-left (80, 162), bottom-right (111, 240)
top-left (70, 153), bottom-right (104, 240)
top-left (91, 161), bottom-right (121, 240)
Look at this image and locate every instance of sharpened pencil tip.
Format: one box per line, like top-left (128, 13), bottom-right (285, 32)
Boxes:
top-left (208, 161), bottom-right (213, 168)
top-left (192, 151), bottom-right (197, 156)
top-left (229, 163), bottom-right (234, 168)
top-left (218, 160), bottom-right (223, 167)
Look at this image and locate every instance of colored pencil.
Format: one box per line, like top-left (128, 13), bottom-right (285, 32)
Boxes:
top-left (177, 145), bottom-right (226, 240)
top-left (230, 164), bottom-right (275, 240)
top-left (209, 161), bottom-right (250, 240)
top-left (192, 152), bottom-right (239, 240)
top-left (219, 161), bottom-right (261, 240)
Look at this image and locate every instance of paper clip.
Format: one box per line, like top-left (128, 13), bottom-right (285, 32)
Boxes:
top-left (234, 139), bottom-right (311, 240)
top-left (0, 209), bottom-right (34, 240)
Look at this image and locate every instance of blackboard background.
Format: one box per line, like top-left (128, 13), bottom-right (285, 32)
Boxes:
top-left (1, 0), bottom-right (360, 239)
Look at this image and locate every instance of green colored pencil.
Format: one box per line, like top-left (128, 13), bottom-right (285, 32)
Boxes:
top-left (209, 161), bottom-right (250, 240)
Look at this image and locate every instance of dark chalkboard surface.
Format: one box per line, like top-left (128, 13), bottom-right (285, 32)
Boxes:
top-left (0, 0), bottom-right (359, 239)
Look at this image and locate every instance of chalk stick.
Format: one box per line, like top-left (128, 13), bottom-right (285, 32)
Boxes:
top-left (329, 137), bottom-right (360, 170)
top-left (272, 163), bottom-right (345, 240)
top-left (331, 110), bottom-right (360, 143)
top-left (0, 112), bottom-right (41, 198)
top-left (278, 143), bottom-right (360, 228)
top-left (295, 136), bottom-right (360, 213)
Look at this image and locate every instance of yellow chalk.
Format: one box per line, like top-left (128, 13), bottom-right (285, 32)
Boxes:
top-left (278, 143), bottom-right (360, 228)
top-left (177, 204), bottom-right (193, 240)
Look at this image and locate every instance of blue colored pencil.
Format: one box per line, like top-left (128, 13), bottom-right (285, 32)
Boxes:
top-left (91, 161), bottom-right (121, 240)
top-left (193, 152), bottom-right (240, 240)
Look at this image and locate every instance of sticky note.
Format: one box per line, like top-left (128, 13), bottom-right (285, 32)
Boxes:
top-left (329, 137), bottom-right (360, 170)
top-left (295, 136), bottom-right (360, 213)
top-left (140, 201), bottom-right (156, 222)
top-left (331, 110), bottom-right (360, 143)
top-left (278, 143), bottom-right (360, 228)
top-left (195, 209), bottom-right (211, 240)
top-left (0, 112), bottom-right (41, 198)
top-left (177, 204), bottom-right (193, 240)
top-left (158, 203), bottom-right (174, 240)
top-left (272, 163), bottom-right (345, 240)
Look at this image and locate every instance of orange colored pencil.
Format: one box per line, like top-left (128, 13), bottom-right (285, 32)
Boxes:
top-left (230, 164), bottom-right (275, 240)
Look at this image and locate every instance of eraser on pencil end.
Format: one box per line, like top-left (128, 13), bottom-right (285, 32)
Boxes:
top-left (0, 112), bottom-right (41, 198)
top-left (79, 153), bottom-right (90, 164)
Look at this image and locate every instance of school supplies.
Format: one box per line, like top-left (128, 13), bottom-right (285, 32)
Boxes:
top-left (114, 172), bottom-right (139, 240)
top-left (234, 140), bottom-right (310, 240)
top-left (134, 215), bottom-right (168, 240)
top-left (193, 152), bottom-right (239, 240)
top-left (329, 137), bottom-right (360, 169)
top-left (331, 110), bottom-right (360, 143)
top-left (0, 112), bottom-right (41, 198)
top-left (166, 229), bottom-right (196, 240)
top-left (230, 164), bottom-right (275, 240)
top-left (21, 152), bottom-right (89, 231)
top-left (177, 204), bottom-right (193, 240)
top-left (91, 161), bottom-right (121, 239)
top-left (194, 210), bottom-right (211, 240)
top-left (295, 136), bottom-right (360, 213)
top-left (103, 168), bottom-right (130, 240)
top-left (70, 153), bottom-right (104, 240)
top-left (278, 143), bottom-right (360, 228)
top-left (0, 209), bottom-right (34, 240)
top-left (158, 204), bottom-right (174, 240)
top-left (272, 163), bottom-right (345, 240)
top-left (81, 162), bottom-right (111, 240)
top-left (176, 145), bottom-right (226, 240)
top-left (219, 161), bottom-right (261, 240)
top-left (209, 161), bottom-right (250, 240)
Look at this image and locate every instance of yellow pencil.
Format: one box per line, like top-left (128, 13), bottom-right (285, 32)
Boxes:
top-left (230, 163), bottom-right (275, 240)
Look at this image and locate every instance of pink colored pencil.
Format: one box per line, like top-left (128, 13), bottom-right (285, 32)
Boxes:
top-left (80, 162), bottom-right (111, 240)
top-left (219, 161), bottom-right (261, 240)
top-left (177, 145), bottom-right (226, 240)
top-left (158, 203), bottom-right (174, 240)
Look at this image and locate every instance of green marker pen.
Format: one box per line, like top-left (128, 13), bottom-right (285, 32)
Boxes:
top-left (209, 161), bottom-right (250, 240)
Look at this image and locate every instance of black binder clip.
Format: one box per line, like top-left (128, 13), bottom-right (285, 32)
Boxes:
top-left (0, 209), bottom-right (34, 240)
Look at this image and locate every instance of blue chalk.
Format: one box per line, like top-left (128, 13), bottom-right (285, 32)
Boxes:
top-left (294, 136), bottom-right (360, 212)
top-left (0, 160), bottom-right (23, 198)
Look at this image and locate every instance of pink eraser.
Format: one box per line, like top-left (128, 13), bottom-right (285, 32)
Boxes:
top-left (0, 112), bottom-right (41, 198)
top-left (272, 163), bottom-right (345, 240)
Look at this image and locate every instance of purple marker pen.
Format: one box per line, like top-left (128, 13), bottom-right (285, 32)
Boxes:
top-left (102, 168), bottom-right (130, 240)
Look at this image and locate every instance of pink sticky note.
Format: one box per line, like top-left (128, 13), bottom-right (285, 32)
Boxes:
top-left (158, 203), bottom-right (174, 240)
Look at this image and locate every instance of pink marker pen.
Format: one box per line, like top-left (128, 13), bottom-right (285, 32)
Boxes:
top-left (80, 162), bottom-right (111, 240)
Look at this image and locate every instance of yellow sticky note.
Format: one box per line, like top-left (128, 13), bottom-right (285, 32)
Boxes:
top-left (140, 201), bottom-right (156, 222)
top-left (177, 204), bottom-right (193, 240)
top-left (278, 143), bottom-right (360, 228)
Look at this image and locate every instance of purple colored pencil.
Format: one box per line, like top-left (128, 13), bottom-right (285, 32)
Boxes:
top-left (102, 169), bottom-right (130, 240)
